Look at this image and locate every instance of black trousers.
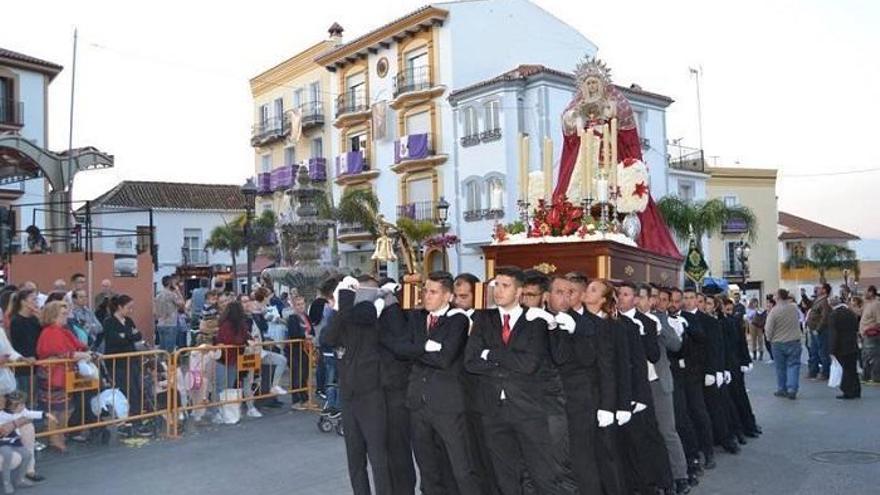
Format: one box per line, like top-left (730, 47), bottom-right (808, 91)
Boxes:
top-left (341, 390), bottom-right (392, 495)
top-left (482, 407), bottom-right (578, 495)
top-left (838, 353), bottom-right (862, 398)
top-left (561, 377), bottom-right (602, 495)
top-left (411, 405), bottom-right (484, 495)
top-left (671, 371), bottom-right (699, 462)
top-left (719, 384), bottom-right (743, 437)
top-left (703, 382), bottom-right (732, 446)
top-left (385, 387), bottom-right (416, 495)
top-left (620, 395), bottom-right (673, 492)
top-left (683, 374), bottom-right (714, 457)
top-left (729, 370), bottom-right (758, 434)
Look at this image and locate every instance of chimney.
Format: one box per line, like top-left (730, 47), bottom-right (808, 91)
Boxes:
top-left (328, 23), bottom-right (344, 45)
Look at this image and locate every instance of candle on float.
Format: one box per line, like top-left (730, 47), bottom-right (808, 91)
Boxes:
top-left (610, 117), bottom-right (619, 193)
top-left (543, 136), bottom-right (553, 199)
top-left (577, 127), bottom-right (588, 200)
top-left (520, 134), bottom-right (530, 201)
top-left (597, 177), bottom-right (609, 203)
top-left (585, 125), bottom-right (594, 199)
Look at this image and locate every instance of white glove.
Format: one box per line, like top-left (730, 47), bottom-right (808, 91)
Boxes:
top-left (632, 401), bottom-right (647, 413)
top-left (704, 374), bottom-right (716, 387)
top-left (480, 349), bottom-right (490, 361)
top-left (424, 339), bottom-right (442, 352)
top-left (338, 276), bottom-right (360, 291)
top-left (616, 410), bottom-right (632, 426)
top-left (597, 410), bottom-right (615, 428)
top-left (525, 307), bottom-right (558, 330)
top-left (668, 316), bottom-right (686, 337)
top-left (380, 282), bottom-right (400, 294)
top-left (715, 372), bottom-right (724, 388)
top-left (723, 371), bottom-right (732, 384)
top-left (633, 318), bottom-right (645, 336)
top-left (740, 365), bottom-right (750, 373)
top-left (465, 308), bottom-right (475, 318)
top-left (554, 312), bottom-right (576, 334)
top-left (373, 298), bottom-right (385, 317)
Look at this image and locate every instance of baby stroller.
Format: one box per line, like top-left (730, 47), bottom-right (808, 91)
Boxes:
top-left (317, 396), bottom-right (343, 436)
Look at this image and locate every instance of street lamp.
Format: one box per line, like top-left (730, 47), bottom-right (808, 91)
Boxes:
top-left (436, 197), bottom-right (450, 270)
top-left (240, 177), bottom-right (257, 294)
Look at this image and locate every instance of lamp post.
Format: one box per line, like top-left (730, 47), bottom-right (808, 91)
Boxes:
top-left (240, 177), bottom-right (257, 295)
top-left (735, 239), bottom-right (751, 285)
top-left (436, 197), bottom-right (450, 271)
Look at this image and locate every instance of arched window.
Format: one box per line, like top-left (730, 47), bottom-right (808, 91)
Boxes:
top-left (463, 177), bottom-right (482, 221)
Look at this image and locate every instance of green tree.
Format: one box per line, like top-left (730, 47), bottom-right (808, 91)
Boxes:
top-left (205, 215), bottom-right (246, 281)
top-left (783, 242), bottom-right (859, 284)
top-left (657, 196), bottom-right (758, 250)
top-left (335, 188), bottom-right (380, 235)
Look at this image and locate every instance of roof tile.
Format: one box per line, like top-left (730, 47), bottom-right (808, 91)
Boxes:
top-left (778, 211), bottom-right (859, 241)
top-left (90, 181), bottom-right (248, 211)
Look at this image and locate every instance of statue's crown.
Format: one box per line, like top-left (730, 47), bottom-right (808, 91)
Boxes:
top-left (574, 56), bottom-right (612, 87)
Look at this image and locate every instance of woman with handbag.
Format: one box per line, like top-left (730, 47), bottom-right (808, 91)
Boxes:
top-left (216, 301), bottom-right (252, 422)
top-left (35, 301), bottom-right (91, 453)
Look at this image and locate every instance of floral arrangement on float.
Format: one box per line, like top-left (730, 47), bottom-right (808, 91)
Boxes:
top-left (424, 233), bottom-right (460, 250)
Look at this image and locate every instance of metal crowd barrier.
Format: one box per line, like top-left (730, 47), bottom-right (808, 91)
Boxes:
top-left (2, 340), bottom-right (318, 442)
top-left (168, 338), bottom-right (317, 437)
top-left (7, 349), bottom-right (174, 440)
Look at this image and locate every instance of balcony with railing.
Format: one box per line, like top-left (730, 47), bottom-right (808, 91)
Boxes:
top-left (181, 247), bottom-right (209, 266)
top-left (397, 200), bottom-right (440, 224)
top-left (392, 132), bottom-right (447, 173)
top-left (251, 114), bottom-right (290, 147)
top-left (308, 157), bottom-right (327, 182)
top-left (335, 87), bottom-right (370, 127)
top-left (668, 148), bottom-right (706, 174)
top-left (391, 65), bottom-right (444, 109)
top-left (337, 222), bottom-right (372, 243)
top-left (299, 101), bottom-right (325, 129)
top-left (256, 172), bottom-right (272, 195)
top-left (334, 150), bottom-right (377, 185)
top-left (270, 165), bottom-right (295, 192)
top-left (0, 99), bottom-right (23, 128)
top-left (721, 217), bottom-right (749, 235)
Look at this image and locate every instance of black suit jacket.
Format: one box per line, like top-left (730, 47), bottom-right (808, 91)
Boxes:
top-left (551, 309), bottom-right (617, 413)
top-left (677, 311), bottom-right (707, 379)
top-left (323, 299), bottom-right (383, 400)
top-left (608, 317), bottom-right (633, 411)
top-left (385, 308), bottom-right (471, 413)
top-left (699, 312), bottom-right (725, 374)
top-left (829, 306), bottom-right (860, 357)
top-left (619, 314), bottom-right (652, 406)
top-left (465, 307), bottom-right (564, 418)
top-left (377, 303), bottom-right (413, 390)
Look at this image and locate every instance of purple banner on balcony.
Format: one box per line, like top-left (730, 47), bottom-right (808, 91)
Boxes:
top-left (257, 173), bottom-right (272, 194)
top-left (335, 151), bottom-right (364, 176)
top-left (395, 133), bottom-right (430, 163)
top-left (270, 166), bottom-right (293, 191)
top-left (309, 158), bottom-right (327, 181)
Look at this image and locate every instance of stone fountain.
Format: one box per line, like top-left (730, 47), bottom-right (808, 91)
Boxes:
top-left (262, 165), bottom-right (341, 301)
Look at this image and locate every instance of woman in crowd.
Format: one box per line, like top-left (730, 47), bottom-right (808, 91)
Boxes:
top-left (9, 291), bottom-right (42, 402)
top-left (102, 295), bottom-right (151, 437)
top-left (215, 301), bottom-right (253, 418)
top-left (35, 301), bottom-right (91, 452)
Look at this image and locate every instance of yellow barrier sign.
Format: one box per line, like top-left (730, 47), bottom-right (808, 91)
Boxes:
top-left (65, 371), bottom-right (100, 392)
top-left (237, 352), bottom-right (262, 372)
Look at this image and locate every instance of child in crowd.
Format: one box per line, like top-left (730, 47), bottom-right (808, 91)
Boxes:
top-left (0, 392), bottom-right (52, 493)
top-left (189, 333), bottom-right (221, 422)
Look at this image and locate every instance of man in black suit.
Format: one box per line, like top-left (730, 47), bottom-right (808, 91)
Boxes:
top-left (697, 294), bottom-right (739, 455)
top-left (828, 296), bottom-right (862, 399)
top-left (465, 266), bottom-right (578, 495)
top-left (384, 271), bottom-right (484, 494)
top-left (548, 274), bottom-right (619, 495)
top-left (376, 278), bottom-right (417, 495)
top-left (617, 282), bottom-right (673, 495)
top-left (721, 298), bottom-right (761, 438)
top-left (678, 288), bottom-right (717, 470)
top-left (322, 276), bottom-right (391, 495)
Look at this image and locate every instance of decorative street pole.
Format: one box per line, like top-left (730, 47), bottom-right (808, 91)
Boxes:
top-left (436, 196), bottom-right (450, 271)
top-left (240, 177), bottom-right (257, 294)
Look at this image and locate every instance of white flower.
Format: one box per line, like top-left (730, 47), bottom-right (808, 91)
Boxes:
top-left (616, 159), bottom-right (650, 213)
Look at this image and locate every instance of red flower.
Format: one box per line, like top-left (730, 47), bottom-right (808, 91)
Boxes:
top-left (633, 181), bottom-right (649, 198)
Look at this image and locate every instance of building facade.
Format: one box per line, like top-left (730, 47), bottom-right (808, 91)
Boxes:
top-left (706, 166), bottom-right (779, 300)
top-left (0, 48), bottom-right (62, 243)
top-left (777, 211), bottom-right (860, 295)
top-left (87, 181), bottom-right (246, 289)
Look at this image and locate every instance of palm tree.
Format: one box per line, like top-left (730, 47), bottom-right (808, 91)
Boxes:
top-left (205, 215), bottom-right (246, 281)
top-left (784, 242), bottom-right (859, 284)
top-left (335, 188), bottom-right (380, 235)
top-left (657, 197), bottom-right (758, 250)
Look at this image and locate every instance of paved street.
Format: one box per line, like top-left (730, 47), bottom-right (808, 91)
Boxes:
top-left (27, 360), bottom-right (879, 495)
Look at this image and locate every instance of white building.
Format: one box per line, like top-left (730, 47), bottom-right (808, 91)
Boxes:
top-left (0, 48), bottom-right (62, 242)
top-left (777, 211), bottom-right (860, 295)
top-left (87, 181), bottom-right (246, 289)
top-left (447, 65), bottom-right (674, 275)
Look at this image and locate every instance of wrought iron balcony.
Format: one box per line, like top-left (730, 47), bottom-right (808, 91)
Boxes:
top-left (256, 172), bottom-right (272, 195)
top-left (336, 88), bottom-right (369, 118)
top-left (270, 165), bottom-right (295, 191)
top-left (299, 101), bottom-right (325, 129)
top-left (480, 128), bottom-right (502, 143)
top-left (395, 133), bottom-right (434, 163)
top-left (460, 134), bottom-right (480, 147)
top-left (721, 218), bottom-right (749, 234)
top-left (397, 200), bottom-right (439, 223)
top-left (668, 149), bottom-right (706, 173)
top-left (338, 222), bottom-right (370, 236)
top-left (181, 247), bottom-right (209, 266)
top-left (393, 66), bottom-right (433, 98)
top-left (308, 157), bottom-right (327, 182)
top-left (0, 99), bottom-right (23, 128)
top-left (250, 114), bottom-right (290, 147)
top-left (335, 151), bottom-right (369, 177)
